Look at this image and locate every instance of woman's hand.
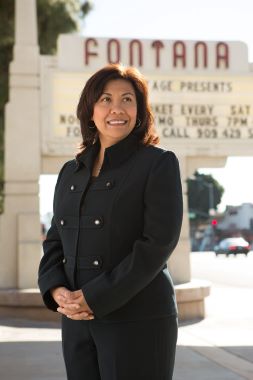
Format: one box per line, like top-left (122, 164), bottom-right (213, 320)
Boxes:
top-left (51, 287), bottom-right (94, 320)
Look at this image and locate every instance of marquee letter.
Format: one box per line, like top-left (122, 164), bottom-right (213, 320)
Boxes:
top-left (84, 38), bottom-right (98, 65)
top-left (216, 42), bottom-right (229, 68)
top-left (107, 39), bottom-right (121, 63)
top-left (129, 39), bottom-right (143, 66)
top-left (173, 41), bottom-right (186, 68)
top-left (151, 40), bottom-right (164, 67)
top-left (194, 42), bottom-right (207, 68)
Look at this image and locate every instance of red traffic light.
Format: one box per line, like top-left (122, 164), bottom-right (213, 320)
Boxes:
top-left (211, 219), bottom-right (218, 226)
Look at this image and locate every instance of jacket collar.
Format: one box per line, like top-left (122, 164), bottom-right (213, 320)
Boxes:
top-left (75, 132), bottom-right (141, 172)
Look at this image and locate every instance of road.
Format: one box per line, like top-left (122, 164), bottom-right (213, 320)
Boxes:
top-left (190, 250), bottom-right (253, 288)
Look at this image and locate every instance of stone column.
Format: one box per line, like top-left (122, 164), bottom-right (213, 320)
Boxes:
top-left (168, 155), bottom-right (191, 284)
top-left (0, 0), bottom-right (41, 288)
top-left (168, 154), bottom-right (227, 284)
top-left (167, 155), bottom-right (227, 319)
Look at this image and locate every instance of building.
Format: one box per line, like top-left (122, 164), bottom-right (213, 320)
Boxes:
top-left (218, 203), bottom-right (253, 242)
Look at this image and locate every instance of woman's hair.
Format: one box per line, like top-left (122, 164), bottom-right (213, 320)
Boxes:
top-left (76, 64), bottom-right (159, 150)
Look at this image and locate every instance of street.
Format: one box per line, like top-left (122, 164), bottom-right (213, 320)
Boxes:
top-left (174, 250), bottom-right (253, 380)
top-left (188, 250), bottom-right (253, 336)
top-left (190, 250), bottom-right (253, 288)
top-left (183, 250), bottom-right (253, 333)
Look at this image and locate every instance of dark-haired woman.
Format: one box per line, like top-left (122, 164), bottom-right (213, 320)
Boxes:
top-left (38, 64), bottom-right (183, 380)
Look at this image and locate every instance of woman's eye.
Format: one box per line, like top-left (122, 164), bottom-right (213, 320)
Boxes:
top-left (101, 97), bottom-right (111, 103)
top-left (123, 96), bottom-right (132, 102)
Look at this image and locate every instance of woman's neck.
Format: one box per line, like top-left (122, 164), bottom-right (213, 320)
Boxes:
top-left (99, 133), bottom-right (125, 151)
top-left (94, 135), bottom-right (125, 176)
top-left (97, 136), bottom-right (118, 164)
top-left (92, 145), bottom-right (105, 177)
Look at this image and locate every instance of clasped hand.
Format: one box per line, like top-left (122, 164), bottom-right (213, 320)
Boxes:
top-left (51, 287), bottom-right (94, 320)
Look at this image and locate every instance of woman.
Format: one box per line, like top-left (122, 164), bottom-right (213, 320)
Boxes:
top-left (38, 64), bottom-right (183, 380)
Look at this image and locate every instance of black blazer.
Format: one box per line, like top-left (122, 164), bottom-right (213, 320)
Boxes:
top-left (38, 133), bottom-right (183, 321)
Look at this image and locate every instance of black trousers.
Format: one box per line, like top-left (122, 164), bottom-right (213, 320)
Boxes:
top-left (62, 315), bottom-right (178, 380)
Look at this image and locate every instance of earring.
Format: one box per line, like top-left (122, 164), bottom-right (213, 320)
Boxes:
top-left (135, 119), bottom-right (141, 128)
top-left (88, 121), bottom-right (96, 130)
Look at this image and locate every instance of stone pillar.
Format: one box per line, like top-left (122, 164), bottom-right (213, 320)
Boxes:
top-left (0, 0), bottom-right (41, 288)
top-left (168, 154), bottom-right (227, 284)
top-left (168, 155), bottom-right (191, 284)
top-left (167, 155), bottom-right (227, 319)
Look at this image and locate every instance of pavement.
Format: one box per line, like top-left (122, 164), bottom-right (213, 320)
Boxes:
top-left (0, 284), bottom-right (252, 380)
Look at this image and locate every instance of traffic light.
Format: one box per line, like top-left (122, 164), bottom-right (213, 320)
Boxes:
top-left (211, 219), bottom-right (218, 228)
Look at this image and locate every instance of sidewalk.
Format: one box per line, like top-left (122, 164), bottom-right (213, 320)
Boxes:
top-left (175, 284), bottom-right (253, 380)
top-left (0, 284), bottom-right (252, 380)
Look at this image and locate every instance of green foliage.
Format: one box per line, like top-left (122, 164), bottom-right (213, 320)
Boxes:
top-left (187, 171), bottom-right (224, 222)
top-left (38, 0), bottom-right (74, 54)
top-left (0, 0), bottom-right (92, 213)
top-left (37, 0), bottom-right (92, 54)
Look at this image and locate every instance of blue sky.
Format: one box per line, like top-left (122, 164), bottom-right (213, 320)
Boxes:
top-left (40, 0), bottom-right (253, 214)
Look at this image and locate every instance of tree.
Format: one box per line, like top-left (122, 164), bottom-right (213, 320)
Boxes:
top-left (0, 0), bottom-right (92, 213)
top-left (187, 171), bottom-right (224, 222)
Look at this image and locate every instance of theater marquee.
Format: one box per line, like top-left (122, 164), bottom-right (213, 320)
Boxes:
top-left (41, 36), bottom-right (253, 156)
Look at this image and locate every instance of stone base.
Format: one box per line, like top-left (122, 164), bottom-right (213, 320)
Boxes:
top-left (0, 288), bottom-right (60, 322)
top-left (175, 279), bottom-right (211, 321)
top-left (0, 280), bottom-right (210, 322)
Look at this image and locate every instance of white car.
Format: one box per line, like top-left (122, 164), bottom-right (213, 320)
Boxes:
top-left (214, 237), bottom-right (250, 256)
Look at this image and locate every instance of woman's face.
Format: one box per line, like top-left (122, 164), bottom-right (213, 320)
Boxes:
top-left (92, 79), bottom-right (137, 146)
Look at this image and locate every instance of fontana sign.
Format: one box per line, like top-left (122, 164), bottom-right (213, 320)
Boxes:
top-left (41, 36), bottom-right (253, 157)
top-left (57, 36), bottom-right (248, 73)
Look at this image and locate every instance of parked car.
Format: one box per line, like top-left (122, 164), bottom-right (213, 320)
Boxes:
top-left (214, 237), bottom-right (250, 256)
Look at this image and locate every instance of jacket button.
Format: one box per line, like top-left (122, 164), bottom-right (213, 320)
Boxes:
top-left (93, 260), bottom-right (99, 266)
top-left (60, 219), bottom-right (65, 226)
top-left (106, 181), bottom-right (111, 188)
top-left (70, 185), bottom-right (75, 191)
top-left (94, 219), bottom-right (101, 225)
top-left (62, 258), bottom-right (66, 264)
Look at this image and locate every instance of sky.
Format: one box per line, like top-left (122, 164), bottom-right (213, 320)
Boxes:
top-left (81, 0), bottom-right (253, 60)
top-left (40, 0), bottom-right (253, 215)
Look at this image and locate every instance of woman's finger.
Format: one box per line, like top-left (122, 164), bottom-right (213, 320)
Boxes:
top-left (57, 305), bottom-right (80, 315)
top-left (67, 312), bottom-right (94, 321)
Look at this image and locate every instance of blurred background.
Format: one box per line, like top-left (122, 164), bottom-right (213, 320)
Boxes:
top-left (1, 3), bottom-right (253, 379)
top-left (35, 0), bottom-right (253, 254)
top-left (1, 1), bottom-right (253, 260)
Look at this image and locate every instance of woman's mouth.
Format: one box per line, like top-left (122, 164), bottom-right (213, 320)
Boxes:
top-left (107, 120), bottom-right (127, 126)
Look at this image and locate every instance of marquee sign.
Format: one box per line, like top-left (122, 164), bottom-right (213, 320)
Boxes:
top-left (41, 37), bottom-right (253, 156)
top-left (57, 36), bottom-right (248, 73)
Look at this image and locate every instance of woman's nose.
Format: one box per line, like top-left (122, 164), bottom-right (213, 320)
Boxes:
top-left (109, 102), bottom-right (124, 114)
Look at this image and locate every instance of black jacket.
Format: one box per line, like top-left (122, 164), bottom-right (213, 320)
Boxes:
top-left (38, 133), bottom-right (183, 321)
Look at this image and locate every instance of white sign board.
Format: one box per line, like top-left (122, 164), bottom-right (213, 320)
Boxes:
top-left (41, 37), bottom-right (253, 157)
top-left (57, 36), bottom-right (248, 73)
